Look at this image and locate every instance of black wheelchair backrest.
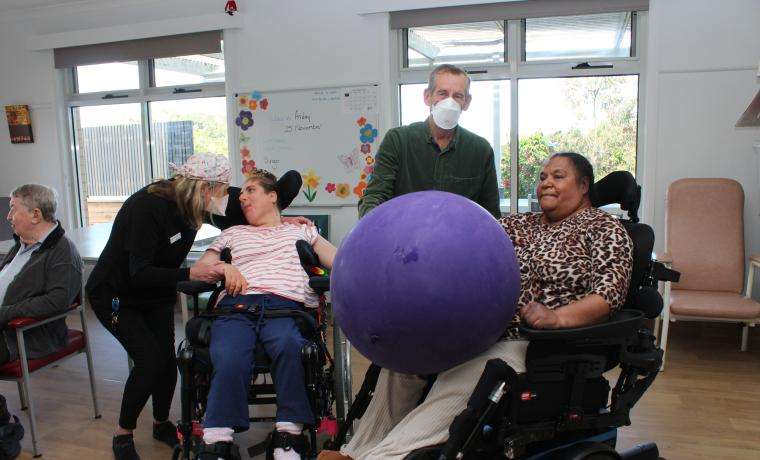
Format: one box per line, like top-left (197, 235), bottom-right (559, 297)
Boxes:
top-left (621, 220), bottom-right (663, 318)
top-left (588, 171), bottom-right (674, 319)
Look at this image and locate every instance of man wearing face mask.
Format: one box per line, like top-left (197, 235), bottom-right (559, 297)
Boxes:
top-left (358, 63), bottom-right (500, 219)
top-left (319, 66), bottom-right (501, 460)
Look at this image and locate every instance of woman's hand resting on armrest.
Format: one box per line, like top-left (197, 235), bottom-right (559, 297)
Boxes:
top-left (521, 294), bottom-right (612, 330)
top-left (520, 302), bottom-right (562, 329)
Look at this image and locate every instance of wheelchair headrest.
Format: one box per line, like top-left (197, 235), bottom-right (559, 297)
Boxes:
top-left (591, 171), bottom-right (640, 223)
top-left (276, 170), bottom-right (302, 211)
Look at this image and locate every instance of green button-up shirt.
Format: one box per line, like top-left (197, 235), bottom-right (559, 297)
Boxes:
top-left (358, 120), bottom-right (501, 219)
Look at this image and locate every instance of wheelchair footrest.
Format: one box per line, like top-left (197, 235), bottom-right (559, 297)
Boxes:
top-left (250, 384), bottom-right (275, 395)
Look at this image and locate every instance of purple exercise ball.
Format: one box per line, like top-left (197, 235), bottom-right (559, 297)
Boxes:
top-left (331, 191), bottom-right (520, 375)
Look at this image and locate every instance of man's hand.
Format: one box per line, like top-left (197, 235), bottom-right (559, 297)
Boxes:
top-left (520, 301), bottom-right (562, 329)
top-left (222, 264), bottom-right (248, 296)
top-left (282, 216), bottom-right (314, 226)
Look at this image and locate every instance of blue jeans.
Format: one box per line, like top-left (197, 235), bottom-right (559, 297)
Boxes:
top-left (203, 294), bottom-right (314, 430)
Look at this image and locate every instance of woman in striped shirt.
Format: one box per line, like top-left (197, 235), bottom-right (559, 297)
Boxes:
top-left (193, 170), bottom-right (336, 460)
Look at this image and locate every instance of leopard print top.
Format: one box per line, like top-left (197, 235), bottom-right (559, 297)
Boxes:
top-left (499, 207), bottom-right (633, 324)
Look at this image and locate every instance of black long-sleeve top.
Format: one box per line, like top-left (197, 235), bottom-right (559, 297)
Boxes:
top-left (86, 186), bottom-right (246, 309)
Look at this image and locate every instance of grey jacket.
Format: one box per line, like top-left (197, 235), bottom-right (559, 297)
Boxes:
top-left (0, 224), bottom-right (83, 360)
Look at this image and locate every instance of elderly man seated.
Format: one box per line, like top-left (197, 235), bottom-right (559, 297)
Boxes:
top-left (0, 184), bottom-right (82, 365)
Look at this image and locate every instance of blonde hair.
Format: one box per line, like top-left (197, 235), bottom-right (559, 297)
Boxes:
top-left (148, 176), bottom-right (207, 229)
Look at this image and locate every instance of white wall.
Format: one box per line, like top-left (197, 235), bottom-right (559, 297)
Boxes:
top-left (223, 0), bottom-right (393, 244)
top-left (0, 0), bottom-right (392, 244)
top-left (0, 20), bottom-right (70, 225)
top-left (643, 0), bottom-right (760, 268)
top-left (1, 0), bottom-right (760, 256)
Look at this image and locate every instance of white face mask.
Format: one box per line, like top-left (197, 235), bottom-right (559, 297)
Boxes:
top-left (431, 97), bottom-right (462, 130)
top-left (208, 194), bottom-right (228, 216)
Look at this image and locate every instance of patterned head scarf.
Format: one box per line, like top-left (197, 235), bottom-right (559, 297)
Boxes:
top-left (170, 153), bottom-right (231, 184)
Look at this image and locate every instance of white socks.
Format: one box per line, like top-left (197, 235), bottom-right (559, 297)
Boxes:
top-left (202, 427), bottom-right (234, 444)
top-left (202, 423), bottom-right (302, 460)
top-left (273, 422), bottom-right (303, 460)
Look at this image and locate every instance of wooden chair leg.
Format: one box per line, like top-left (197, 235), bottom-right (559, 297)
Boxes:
top-left (741, 324), bottom-right (749, 351)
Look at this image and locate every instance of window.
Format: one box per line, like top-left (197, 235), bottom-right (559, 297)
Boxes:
top-left (516, 76), bottom-right (638, 203)
top-left (64, 34), bottom-right (226, 226)
top-left (523, 12), bottom-right (634, 61)
top-left (152, 53), bottom-right (225, 87)
top-left (71, 104), bottom-right (146, 224)
top-left (149, 97), bottom-right (228, 179)
top-left (394, 9), bottom-right (645, 214)
top-left (405, 21), bottom-right (506, 68)
top-left (75, 62), bottom-right (140, 93)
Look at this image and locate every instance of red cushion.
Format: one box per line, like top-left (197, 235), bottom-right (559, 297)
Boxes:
top-left (0, 330), bottom-right (85, 378)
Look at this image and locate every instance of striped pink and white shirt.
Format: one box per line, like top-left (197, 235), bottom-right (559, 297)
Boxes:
top-left (208, 223), bottom-right (320, 308)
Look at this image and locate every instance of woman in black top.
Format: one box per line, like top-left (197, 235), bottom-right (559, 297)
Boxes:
top-left (86, 154), bottom-right (248, 460)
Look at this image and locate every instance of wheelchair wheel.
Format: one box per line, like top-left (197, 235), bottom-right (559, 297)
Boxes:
top-left (332, 325), bottom-right (352, 422)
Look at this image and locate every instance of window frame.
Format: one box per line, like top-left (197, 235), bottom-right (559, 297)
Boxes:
top-left (394, 12), bottom-right (648, 215)
top-left (62, 53), bottom-right (228, 228)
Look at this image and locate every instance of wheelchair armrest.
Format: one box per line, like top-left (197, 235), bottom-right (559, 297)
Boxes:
top-left (177, 280), bottom-right (218, 296)
top-left (519, 309), bottom-right (645, 341)
top-left (308, 276), bottom-right (330, 293)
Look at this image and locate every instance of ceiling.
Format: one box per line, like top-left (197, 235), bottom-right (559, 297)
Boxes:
top-left (0, 0), bottom-right (156, 14)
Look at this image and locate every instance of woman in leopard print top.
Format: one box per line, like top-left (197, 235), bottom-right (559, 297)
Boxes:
top-left (319, 152), bottom-right (633, 460)
top-left (501, 153), bottom-right (633, 329)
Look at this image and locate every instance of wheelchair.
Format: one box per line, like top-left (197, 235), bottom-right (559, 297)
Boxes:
top-left (172, 242), bottom-right (340, 460)
top-left (329, 171), bottom-right (680, 460)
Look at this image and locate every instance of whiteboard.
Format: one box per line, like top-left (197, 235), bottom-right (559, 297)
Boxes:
top-left (233, 85), bottom-right (381, 206)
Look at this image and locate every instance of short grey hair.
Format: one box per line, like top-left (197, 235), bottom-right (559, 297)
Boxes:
top-left (426, 64), bottom-right (471, 95)
top-left (11, 184), bottom-right (58, 222)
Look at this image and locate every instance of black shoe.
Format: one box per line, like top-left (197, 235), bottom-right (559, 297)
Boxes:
top-left (153, 421), bottom-right (180, 448)
top-left (199, 441), bottom-right (241, 460)
top-left (113, 434), bottom-right (140, 460)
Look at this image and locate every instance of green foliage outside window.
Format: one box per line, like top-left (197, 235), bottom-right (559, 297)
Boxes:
top-left (501, 77), bottom-right (637, 198)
